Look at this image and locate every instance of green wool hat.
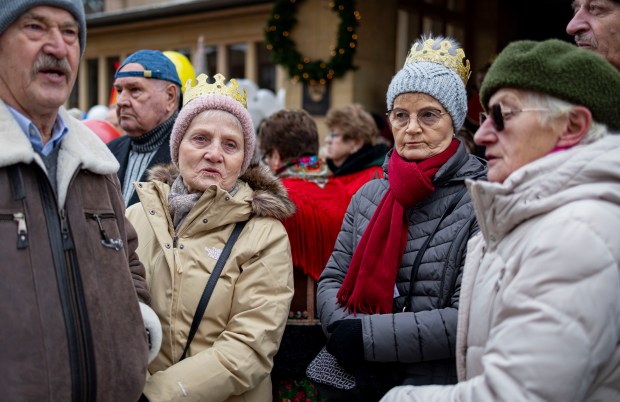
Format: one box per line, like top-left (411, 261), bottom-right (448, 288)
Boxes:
top-left (480, 39), bottom-right (620, 132)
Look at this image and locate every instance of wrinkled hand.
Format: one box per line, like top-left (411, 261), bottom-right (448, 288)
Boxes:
top-left (326, 319), bottom-right (364, 371)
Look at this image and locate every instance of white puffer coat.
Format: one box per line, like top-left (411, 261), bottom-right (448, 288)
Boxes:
top-left (381, 135), bottom-right (620, 402)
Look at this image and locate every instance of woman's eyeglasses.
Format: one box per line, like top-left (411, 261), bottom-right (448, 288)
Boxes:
top-left (480, 103), bottom-right (549, 131)
top-left (386, 108), bottom-right (447, 130)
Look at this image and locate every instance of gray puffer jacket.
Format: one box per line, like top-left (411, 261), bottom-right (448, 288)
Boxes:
top-left (317, 142), bottom-right (487, 385)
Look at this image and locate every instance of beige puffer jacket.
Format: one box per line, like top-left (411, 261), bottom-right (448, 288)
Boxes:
top-left (127, 164), bottom-right (296, 402)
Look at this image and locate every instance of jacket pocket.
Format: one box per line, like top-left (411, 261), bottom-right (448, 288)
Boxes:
top-left (0, 211), bottom-right (28, 249)
top-left (84, 212), bottom-right (124, 251)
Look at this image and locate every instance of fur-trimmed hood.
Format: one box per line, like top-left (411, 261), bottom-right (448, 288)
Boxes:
top-left (146, 162), bottom-right (296, 220)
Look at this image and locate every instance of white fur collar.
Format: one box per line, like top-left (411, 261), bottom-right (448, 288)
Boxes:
top-left (0, 101), bottom-right (120, 207)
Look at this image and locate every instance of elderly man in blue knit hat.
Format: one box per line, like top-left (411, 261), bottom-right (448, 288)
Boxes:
top-left (381, 39), bottom-right (620, 402)
top-left (0, 0), bottom-right (161, 400)
top-left (567, 0), bottom-right (620, 70)
top-left (108, 49), bottom-right (182, 206)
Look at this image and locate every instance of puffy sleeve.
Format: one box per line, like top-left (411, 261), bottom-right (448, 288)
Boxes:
top-left (381, 211), bottom-right (620, 402)
top-left (318, 184), bottom-right (473, 365)
top-left (317, 191), bottom-right (369, 332)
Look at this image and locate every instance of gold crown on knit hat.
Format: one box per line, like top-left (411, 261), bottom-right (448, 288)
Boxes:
top-left (405, 38), bottom-right (471, 85)
top-left (183, 73), bottom-right (247, 108)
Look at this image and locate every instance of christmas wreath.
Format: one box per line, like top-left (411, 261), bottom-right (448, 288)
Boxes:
top-left (264, 0), bottom-right (360, 84)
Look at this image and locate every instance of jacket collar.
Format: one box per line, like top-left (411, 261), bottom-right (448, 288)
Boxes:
top-left (383, 140), bottom-right (487, 185)
top-left (145, 162), bottom-right (296, 221)
top-left (0, 100), bottom-right (119, 206)
top-left (467, 135), bottom-right (620, 248)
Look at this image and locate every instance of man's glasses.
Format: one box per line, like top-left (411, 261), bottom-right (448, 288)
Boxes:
top-left (386, 108), bottom-right (447, 130)
top-left (480, 103), bottom-right (549, 131)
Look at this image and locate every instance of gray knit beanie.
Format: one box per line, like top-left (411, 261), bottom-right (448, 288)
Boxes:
top-left (386, 35), bottom-right (470, 134)
top-left (0, 0), bottom-right (86, 56)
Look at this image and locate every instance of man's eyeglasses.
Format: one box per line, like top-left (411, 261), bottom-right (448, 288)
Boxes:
top-left (386, 108), bottom-right (447, 130)
top-left (480, 103), bottom-right (549, 131)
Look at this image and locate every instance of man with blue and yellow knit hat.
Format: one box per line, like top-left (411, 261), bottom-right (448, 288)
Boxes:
top-left (0, 0), bottom-right (161, 400)
top-left (381, 39), bottom-right (620, 402)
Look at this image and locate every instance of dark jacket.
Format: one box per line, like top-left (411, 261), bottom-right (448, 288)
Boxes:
top-left (317, 142), bottom-right (487, 385)
top-left (107, 134), bottom-right (172, 206)
top-left (0, 103), bottom-right (149, 401)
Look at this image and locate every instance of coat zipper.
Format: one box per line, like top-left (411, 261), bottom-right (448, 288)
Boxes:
top-left (85, 212), bottom-right (124, 250)
top-left (38, 170), bottom-right (96, 402)
top-left (0, 212), bottom-right (28, 249)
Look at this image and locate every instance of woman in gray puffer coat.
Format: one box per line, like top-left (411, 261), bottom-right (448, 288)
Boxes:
top-left (315, 35), bottom-right (486, 402)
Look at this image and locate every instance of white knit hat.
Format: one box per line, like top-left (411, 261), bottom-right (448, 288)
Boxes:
top-left (386, 35), bottom-right (469, 134)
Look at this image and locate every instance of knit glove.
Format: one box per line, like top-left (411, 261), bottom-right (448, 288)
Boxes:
top-left (139, 303), bottom-right (162, 364)
top-left (326, 319), bottom-right (364, 371)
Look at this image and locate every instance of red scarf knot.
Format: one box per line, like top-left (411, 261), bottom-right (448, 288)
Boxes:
top-left (337, 140), bottom-right (459, 314)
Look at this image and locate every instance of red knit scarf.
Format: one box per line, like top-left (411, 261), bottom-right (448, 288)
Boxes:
top-left (337, 140), bottom-right (459, 314)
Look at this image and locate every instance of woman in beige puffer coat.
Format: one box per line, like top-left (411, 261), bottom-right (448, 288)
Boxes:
top-left (127, 73), bottom-right (295, 402)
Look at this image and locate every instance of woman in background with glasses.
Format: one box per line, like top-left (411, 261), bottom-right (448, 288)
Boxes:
top-left (313, 35), bottom-right (486, 402)
top-left (324, 103), bottom-right (389, 197)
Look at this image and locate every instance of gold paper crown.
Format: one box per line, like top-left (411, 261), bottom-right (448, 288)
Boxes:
top-left (405, 39), bottom-right (471, 85)
top-left (183, 73), bottom-right (247, 108)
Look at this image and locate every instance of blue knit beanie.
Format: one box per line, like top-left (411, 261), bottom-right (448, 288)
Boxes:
top-left (386, 35), bottom-right (470, 134)
top-left (0, 0), bottom-right (86, 56)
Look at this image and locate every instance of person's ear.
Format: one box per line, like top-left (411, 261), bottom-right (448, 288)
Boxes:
top-left (350, 138), bottom-right (364, 154)
top-left (165, 84), bottom-right (180, 112)
top-left (556, 106), bottom-right (591, 148)
top-left (269, 149), bottom-right (282, 172)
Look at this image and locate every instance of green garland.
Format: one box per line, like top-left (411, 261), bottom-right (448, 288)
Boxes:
top-left (264, 0), bottom-right (360, 84)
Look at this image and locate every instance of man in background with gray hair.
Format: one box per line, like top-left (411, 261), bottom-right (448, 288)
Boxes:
top-left (567, 0), bottom-right (620, 70)
top-left (108, 49), bottom-right (181, 207)
top-left (0, 0), bottom-right (159, 400)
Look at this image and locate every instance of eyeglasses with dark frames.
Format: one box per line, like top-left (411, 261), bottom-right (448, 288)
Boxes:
top-left (386, 108), bottom-right (447, 130)
top-left (480, 103), bottom-right (549, 131)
